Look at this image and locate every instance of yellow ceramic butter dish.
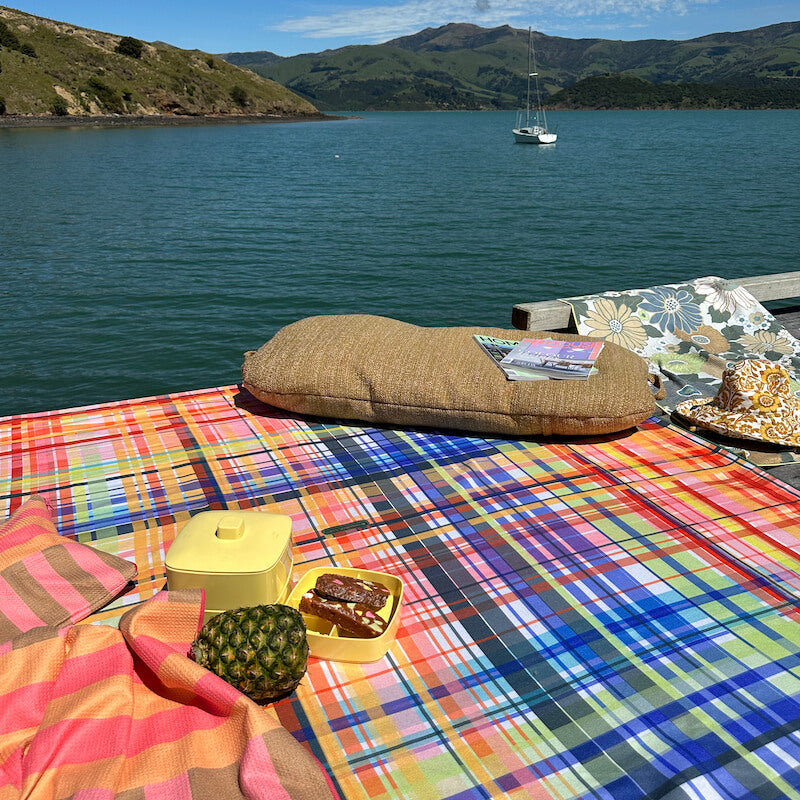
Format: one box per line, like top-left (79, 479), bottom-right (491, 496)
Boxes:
top-left (166, 510), bottom-right (293, 622)
top-left (287, 566), bottom-right (403, 663)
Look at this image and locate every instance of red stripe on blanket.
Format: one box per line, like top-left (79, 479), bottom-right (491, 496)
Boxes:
top-left (24, 710), bottom-right (228, 772)
top-left (51, 641), bottom-right (131, 698)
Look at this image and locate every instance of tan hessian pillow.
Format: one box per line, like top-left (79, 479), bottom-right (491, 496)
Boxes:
top-left (242, 315), bottom-right (655, 437)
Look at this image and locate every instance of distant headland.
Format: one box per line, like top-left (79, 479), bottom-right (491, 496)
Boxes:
top-left (0, 112), bottom-right (338, 129)
top-left (0, 7), bottom-right (319, 119)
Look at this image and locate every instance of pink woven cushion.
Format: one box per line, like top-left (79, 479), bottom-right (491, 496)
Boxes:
top-left (0, 495), bottom-right (137, 644)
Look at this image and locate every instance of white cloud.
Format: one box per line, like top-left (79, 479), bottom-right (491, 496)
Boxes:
top-left (270, 0), bottom-right (708, 41)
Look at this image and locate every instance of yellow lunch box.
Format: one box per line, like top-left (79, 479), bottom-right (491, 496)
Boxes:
top-left (165, 510), bottom-right (293, 623)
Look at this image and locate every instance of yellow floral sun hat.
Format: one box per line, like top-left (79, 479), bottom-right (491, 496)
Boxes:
top-left (675, 359), bottom-right (800, 447)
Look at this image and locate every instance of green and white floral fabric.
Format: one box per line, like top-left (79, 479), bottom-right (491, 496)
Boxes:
top-left (563, 276), bottom-right (800, 463)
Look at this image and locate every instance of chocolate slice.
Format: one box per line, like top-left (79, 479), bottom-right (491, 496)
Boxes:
top-left (299, 590), bottom-right (388, 639)
top-left (314, 573), bottom-right (389, 610)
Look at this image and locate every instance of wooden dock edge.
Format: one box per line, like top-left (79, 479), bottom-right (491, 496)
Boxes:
top-left (512, 271), bottom-right (800, 331)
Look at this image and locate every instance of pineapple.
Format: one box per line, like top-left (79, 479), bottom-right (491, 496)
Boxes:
top-left (191, 604), bottom-right (309, 702)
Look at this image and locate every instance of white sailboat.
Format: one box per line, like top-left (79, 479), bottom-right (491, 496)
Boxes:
top-left (512, 28), bottom-right (557, 145)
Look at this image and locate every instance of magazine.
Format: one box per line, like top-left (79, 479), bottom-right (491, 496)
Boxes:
top-left (473, 335), bottom-right (548, 381)
top-left (499, 338), bottom-right (604, 380)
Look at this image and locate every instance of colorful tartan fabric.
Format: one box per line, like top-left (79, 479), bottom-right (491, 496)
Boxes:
top-left (0, 588), bottom-right (338, 799)
top-left (4, 386), bottom-right (800, 799)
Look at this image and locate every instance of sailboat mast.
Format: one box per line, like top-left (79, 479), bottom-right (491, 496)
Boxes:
top-left (525, 27), bottom-right (532, 128)
top-left (532, 37), bottom-right (547, 130)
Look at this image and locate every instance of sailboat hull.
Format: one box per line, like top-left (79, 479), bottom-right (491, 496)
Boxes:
top-left (513, 127), bottom-right (557, 144)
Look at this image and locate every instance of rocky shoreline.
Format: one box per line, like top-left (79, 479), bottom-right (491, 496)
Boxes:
top-left (0, 112), bottom-right (344, 129)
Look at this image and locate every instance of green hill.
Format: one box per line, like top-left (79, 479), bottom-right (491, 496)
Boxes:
top-left (221, 21), bottom-right (800, 111)
top-left (0, 6), bottom-right (318, 117)
top-left (550, 73), bottom-right (800, 109)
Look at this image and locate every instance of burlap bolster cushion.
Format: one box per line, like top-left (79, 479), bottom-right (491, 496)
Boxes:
top-left (241, 314), bottom-right (656, 437)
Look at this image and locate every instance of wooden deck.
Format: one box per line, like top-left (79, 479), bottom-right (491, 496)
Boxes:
top-left (512, 272), bottom-right (800, 489)
top-left (774, 306), bottom-right (800, 340)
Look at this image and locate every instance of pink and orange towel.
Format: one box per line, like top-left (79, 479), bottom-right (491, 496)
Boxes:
top-left (0, 496), bottom-right (337, 800)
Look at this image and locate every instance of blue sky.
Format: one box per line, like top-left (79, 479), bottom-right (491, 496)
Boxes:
top-left (10, 1), bottom-right (798, 56)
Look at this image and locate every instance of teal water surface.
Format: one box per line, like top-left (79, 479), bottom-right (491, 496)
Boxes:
top-left (2, 110), bottom-right (799, 415)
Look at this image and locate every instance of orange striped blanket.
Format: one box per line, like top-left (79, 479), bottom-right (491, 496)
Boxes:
top-left (0, 497), bottom-right (337, 800)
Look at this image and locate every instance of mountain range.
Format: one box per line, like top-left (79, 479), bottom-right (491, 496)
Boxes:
top-left (1, 7), bottom-right (798, 118)
top-left (221, 21), bottom-right (800, 111)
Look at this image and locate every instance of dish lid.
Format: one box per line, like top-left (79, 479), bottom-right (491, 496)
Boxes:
top-left (166, 510), bottom-right (292, 574)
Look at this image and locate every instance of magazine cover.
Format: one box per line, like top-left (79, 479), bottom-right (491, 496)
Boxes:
top-left (500, 338), bottom-right (604, 380)
top-left (472, 335), bottom-right (548, 381)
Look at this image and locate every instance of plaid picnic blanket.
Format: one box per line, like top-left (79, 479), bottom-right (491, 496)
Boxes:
top-left (4, 386), bottom-right (800, 799)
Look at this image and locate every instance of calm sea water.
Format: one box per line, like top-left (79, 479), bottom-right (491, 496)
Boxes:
top-left (2, 110), bottom-right (799, 416)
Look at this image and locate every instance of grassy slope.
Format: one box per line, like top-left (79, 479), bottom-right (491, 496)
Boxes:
top-left (223, 21), bottom-right (800, 111)
top-left (0, 5), bottom-right (318, 116)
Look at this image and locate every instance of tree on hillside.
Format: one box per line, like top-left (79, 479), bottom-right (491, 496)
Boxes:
top-left (51, 96), bottom-right (68, 116)
top-left (0, 19), bottom-right (36, 57)
top-left (116, 36), bottom-right (143, 59)
top-left (0, 20), bottom-right (20, 49)
top-left (230, 85), bottom-right (249, 107)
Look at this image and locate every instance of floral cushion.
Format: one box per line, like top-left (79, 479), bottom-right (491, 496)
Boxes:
top-left (563, 276), bottom-right (800, 463)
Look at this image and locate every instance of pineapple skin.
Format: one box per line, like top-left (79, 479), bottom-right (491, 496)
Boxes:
top-left (192, 604), bottom-right (309, 702)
